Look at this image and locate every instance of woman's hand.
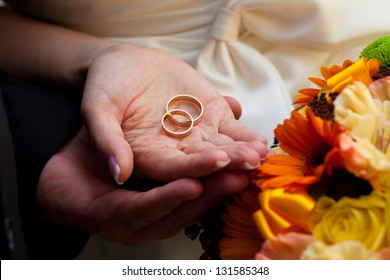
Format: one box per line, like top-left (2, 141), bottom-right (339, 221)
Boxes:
top-left (37, 127), bottom-right (250, 246)
top-left (82, 45), bottom-right (268, 184)
top-left (0, 8), bottom-right (267, 185)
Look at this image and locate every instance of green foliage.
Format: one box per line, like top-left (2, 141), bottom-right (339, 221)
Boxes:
top-left (360, 36), bottom-right (390, 69)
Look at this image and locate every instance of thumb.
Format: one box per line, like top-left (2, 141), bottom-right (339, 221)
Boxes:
top-left (84, 108), bottom-right (134, 185)
top-left (223, 96), bottom-right (242, 120)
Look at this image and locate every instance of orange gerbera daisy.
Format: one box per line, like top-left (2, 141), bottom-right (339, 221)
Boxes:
top-left (293, 60), bottom-right (354, 110)
top-left (257, 108), bottom-right (344, 191)
top-left (219, 184), bottom-right (264, 260)
top-left (293, 58), bottom-right (379, 110)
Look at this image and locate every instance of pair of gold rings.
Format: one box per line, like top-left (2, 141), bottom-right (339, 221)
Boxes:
top-left (161, 94), bottom-right (204, 138)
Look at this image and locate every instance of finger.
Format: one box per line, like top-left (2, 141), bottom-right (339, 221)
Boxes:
top-left (134, 147), bottom-right (231, 180)
top-left (94, 178), bottom-right (205, 246)
top-left (217, 143), bottom-right (262, 170)
top-left (123, 178), bottom-right (204, 231)
top-left (82, 98), bottom-right (133, 185)
top-left (179, 139), bottom-right (265, 170)
top-left (203, 134), bottom-right (268, 170)
top-left (220, 118), bottom-right (268, 145)
top-left (223, 96), bottom-right (242, 120)
top-left (130, 171), bottom-right (249, 242)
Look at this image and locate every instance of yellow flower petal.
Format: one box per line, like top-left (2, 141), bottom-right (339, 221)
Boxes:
top-left (268, 189), bottom-right (316, 232)
top-left (253, 210), bottom-right (277, 240)
top-left (310, 191), bottom-right (390, 252)
top-left (253, 189), bottom-right (316, 240)
top-left (327, 58), bottom-right (379, 92)
top-left (259, 190), bottom-right (292, 232)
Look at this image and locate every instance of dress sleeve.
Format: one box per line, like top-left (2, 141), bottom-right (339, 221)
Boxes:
top-left (0, 70), bottom-right (89, 259)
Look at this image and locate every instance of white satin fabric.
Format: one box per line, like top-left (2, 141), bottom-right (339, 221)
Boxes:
top-left (7, 0), bottom-right (390, 141)
top-left (196, 0), bottom-right (390, 141)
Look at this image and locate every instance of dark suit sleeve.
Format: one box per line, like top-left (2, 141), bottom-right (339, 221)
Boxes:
top-left (0, 70), bottom-right (89, 259)
top-left (0, 91), bottom-right (27, 259)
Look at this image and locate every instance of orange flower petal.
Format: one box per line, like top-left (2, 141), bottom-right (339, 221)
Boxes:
top-left (259, 155), bottom-right (306, 176)
top-left (293, 88), bottom-right (320, 110)
top-left (224, 206), bottom-right (257, 228)
top-left (368, 58), bottom-right (380, 76)
top-left (223, 225), bottom-right (262, 240)
top-left (294, 59), bottom-right (355, 109)
top-left (308, 77), bottom-right (327, 88)
top-left (233, 187), bottom-right (260, 211)
top-left (219, 237), bottom-right (263, 260)
top-left (258, 175), bottom-right (318, 190)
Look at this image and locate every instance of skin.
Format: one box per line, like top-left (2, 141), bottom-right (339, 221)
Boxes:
top-left (37, 97), bottom-right (250, 246)
top-left (37, 127), bottom-right (250, 246)
top-left (0, 7), bottom-right (268, 184)
top-left (0, 5), bottom-right (268, 246)
top-left (84, 44), bottom-right (268, 183)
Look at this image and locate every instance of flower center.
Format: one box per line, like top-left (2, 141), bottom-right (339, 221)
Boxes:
top-left (372, 67), bottom-right (390, 80)
top-left (308, 92), bottom-right (338, 120)
top-left (308, 169), bottom-right (372, 201)
top-left (303, 141), bottom-right (333, 176)
top-left (304, 151), bottom-right (325, 175)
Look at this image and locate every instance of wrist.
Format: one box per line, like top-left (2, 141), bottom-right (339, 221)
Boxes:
top-left (73, 41), bottom-right (142, 90)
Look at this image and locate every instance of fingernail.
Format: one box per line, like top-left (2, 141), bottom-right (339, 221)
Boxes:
top-left (241, 161), bottom-right (260, 170)
top-left (215, 159), bottom-right (231, 168)
top-left (260, 156), bottom-right (268, 163)
top-left (108, 156), bottom-right (123, 185)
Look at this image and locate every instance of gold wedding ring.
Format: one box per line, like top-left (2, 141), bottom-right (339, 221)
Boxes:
top-left (161, 109), bottom-right (194, 138)
top-left (162, 94), bottom-right (204, 138)
top-left (166, 94), bottom-right (204, 126)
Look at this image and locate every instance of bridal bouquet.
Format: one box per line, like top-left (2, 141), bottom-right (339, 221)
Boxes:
top-left (199, 36), bottom-right (390, 260)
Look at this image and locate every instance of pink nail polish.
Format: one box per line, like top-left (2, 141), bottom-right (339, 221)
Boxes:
top-left (108, 156), bottom-right (123, 185)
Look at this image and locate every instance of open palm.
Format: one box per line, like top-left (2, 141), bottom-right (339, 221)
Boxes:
top-left (82, 45), bottom-right (268, 182)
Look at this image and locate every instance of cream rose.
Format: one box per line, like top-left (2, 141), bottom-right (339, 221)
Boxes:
top-left (301, 240), bottom-right (374, 260)
top-left (309, 191), bottom-right (390, 252)
top-left (334, 79), bottom-right (390, 192)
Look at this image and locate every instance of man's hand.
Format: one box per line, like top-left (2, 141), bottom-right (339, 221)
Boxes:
top-left (37, 127), bottom-right (250, 246)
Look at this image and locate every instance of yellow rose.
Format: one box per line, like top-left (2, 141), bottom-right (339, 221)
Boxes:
top-left (310, 191), bottom-right (390, 252)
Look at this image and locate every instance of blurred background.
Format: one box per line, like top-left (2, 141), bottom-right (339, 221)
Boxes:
top-left (76, 231), bottom-right (203, 260)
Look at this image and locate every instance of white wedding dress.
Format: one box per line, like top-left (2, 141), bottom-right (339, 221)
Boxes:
top-left (5, 0), bottom-right (390, 259)
top-left (6, 0), bottom-right (390, 141)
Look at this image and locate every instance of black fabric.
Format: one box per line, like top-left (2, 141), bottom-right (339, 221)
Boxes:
top-left (0, 92), bottom-right (28, 259)
top-left (0, 190), bottom-right (10, 259)
top-left (0, 93), bottom-right (12, 260)
top-left (0, 70), bottom-right (89, 259)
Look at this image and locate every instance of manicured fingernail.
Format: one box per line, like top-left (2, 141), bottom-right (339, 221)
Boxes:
top-left (215, 159), bottom-right (231, 168)
top-left (108, 156), bottom-right (123, 185)
top-left (241, 161), bottom-right (260, 170)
